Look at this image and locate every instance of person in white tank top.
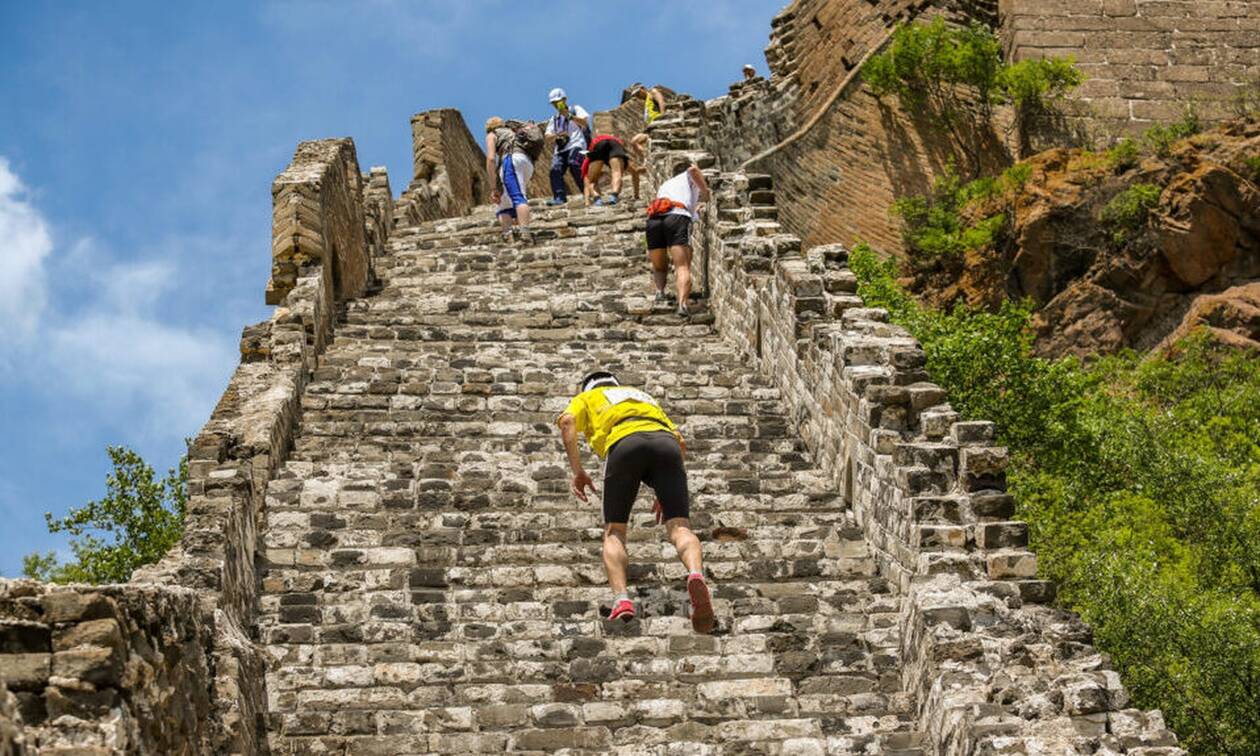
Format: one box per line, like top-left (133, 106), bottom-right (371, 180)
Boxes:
top-left (645, 164), bottom-right (710, 317)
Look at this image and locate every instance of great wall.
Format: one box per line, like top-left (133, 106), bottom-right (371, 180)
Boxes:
top-left (2, 1), bottom-right (1257, 753)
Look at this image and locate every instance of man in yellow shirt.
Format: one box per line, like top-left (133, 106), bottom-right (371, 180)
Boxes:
top-left (556, 370), bottom-right (714, 633)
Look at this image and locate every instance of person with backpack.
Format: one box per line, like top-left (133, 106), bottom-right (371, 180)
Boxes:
top-left (580, 133), bottom-right (641, 206)
top-left (544, 88), bottom-right (591, 206)
top-left (645, 162), bottom-right (710, 317)
top-left (556, 369), bottom-right (715, 633)
top-left (485, 116), bottom-right (543, 245)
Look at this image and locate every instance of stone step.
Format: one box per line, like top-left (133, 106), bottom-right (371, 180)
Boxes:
top-left (258, 181), bottom-right (920, 752)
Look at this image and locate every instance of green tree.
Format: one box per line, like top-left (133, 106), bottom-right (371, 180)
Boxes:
top-left (864, 19), bottom-right (1083, 165)
top-left (23, 445), bottom-right (188, 584)
top-left (849, 244), bottom-right (1260, 754)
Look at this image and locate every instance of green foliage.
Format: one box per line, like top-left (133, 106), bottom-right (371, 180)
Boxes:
top-left (864, 19), bottom-right (1083, 163)
top-left (850, 245), bottom-right (1260, 754)
top-left (995, 55), bottom-right (1086, 114)
top-left (1100, 182), bottom-right (1162, 245)
top-left (865, 19), bottom-right (1003, 105)
top-left (892, 162), bottom-right (1032, 259)
top-left (1142, 108), bottom-right (1203, 158)
top-left (1243, 155), bottom-right (1260, 183)
top-left (1106, 138), bottom-right (1141, 173)
top-left (23, 446), bottom-right (188, 584)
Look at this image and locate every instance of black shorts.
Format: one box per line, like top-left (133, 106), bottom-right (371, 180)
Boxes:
top-left (603, 431), bottom-right (690, 525)
top-left (587, 138), bottom-right (630, 166)
top-left (646, 214), bottom-right (691, 249)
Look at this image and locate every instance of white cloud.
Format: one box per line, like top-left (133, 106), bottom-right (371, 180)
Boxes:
top-left (0, 157), bottom-right (236, 441)
top-left (0, 157), bottom-right (52, 338)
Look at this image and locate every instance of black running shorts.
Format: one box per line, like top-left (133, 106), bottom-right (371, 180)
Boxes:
top-left (645, 214), bottom-right (691, 249)
top-left (588, 138), bottom-right (629, 166)
top-left (603, 431), bottom-right (690, 524)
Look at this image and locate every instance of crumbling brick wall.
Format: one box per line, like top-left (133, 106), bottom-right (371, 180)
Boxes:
top-left (0, 582), bottom-right (214, 754)
top-left (267, 139), bottom-right (370, 307)
top-left (1, 137), bottom-right (399, 755)
top-left (404, 108), bottom-right (489, 223)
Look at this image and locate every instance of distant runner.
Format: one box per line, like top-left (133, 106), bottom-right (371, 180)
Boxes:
top-left (485, 116), bottom-right (538, 245)
top-left (544, 87), bottom-right (590, 205)
top-left (581, 134), bottom-right (641, 206)
top-left (632, 85), bottom-right (667, 160)
top-left (645, 163), bottom-right (710, 317)
top-left (556, 370), bottom-right (715, 633)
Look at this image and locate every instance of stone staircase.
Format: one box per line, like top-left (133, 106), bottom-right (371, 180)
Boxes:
top-left (256, 199), bottom-right (926, 754)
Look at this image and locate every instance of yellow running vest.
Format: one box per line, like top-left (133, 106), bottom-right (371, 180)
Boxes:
top-left (644, 92), bottom-right (661, 124)
top-left (561, 385), bottom-right (677, 458)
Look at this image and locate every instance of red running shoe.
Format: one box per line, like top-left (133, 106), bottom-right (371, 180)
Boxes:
top-left (609, 598), bottom-right (636, 622)
top-left (687, 574), bottom-right (715, 634)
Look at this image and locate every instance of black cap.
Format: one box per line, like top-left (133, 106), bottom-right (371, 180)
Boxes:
top-left (579, 370), bottom-right (618, 393)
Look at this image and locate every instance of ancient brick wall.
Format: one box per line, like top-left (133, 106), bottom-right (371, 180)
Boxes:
top-left (646, 100), bottom-right (1184, 755)
top-left (403, 108), bottom-right (489, 223)
top-left (0, 138), bottom-right (407, 755)
top-left (267, 139), bottom-right (370, 307)
top-left (705, 0), bottom-right (996, 254)
top-left (1003, 0), bottom-right (1260, 136)
top-left (0, 582), bottom-right (214, 754)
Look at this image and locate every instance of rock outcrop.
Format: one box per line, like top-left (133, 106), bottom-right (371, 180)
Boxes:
top-left (913, 118), bottom-right (1260, 356)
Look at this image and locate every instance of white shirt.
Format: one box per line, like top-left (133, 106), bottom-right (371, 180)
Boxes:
top-left (656, 171), bottom-right (700, 219)
top-left (545, 105), bottom-right (590, 152)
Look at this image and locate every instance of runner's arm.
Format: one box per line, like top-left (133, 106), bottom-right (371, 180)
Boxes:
top-left (557, 413), bottom-right (597, 502)
top-left (485, 134), bottom-right (498, 199)
top-left (688, 165), bottom-right (711, 202)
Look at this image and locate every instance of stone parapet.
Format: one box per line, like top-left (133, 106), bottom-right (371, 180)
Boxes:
top-left (646, 100), bottom-right (1183, 753)
top-left (1, 137), bottom-right (389, 754)
top-left (0, 581), bottom-right (214, 754)
top-left (362, 166), bottom-right (393, 262)
top-left (402, 108), bottom-right (489, 224)
top-left (266, 138), bottom-right (370, 307)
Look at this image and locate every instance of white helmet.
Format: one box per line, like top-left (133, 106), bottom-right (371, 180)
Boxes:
top-left (548, 87), bottom-right (567, 103)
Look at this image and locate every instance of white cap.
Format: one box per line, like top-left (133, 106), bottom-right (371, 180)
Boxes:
top-left (743, 63), bottom-right (755, 70)
top-left (548, 87), bottom-right (567, 102)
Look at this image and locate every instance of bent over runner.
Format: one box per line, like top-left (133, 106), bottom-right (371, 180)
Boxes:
top-left (555, 370), bottom-right (715, 633)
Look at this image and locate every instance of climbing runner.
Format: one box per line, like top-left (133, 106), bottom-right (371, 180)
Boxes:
top-left (645, 163), bottom-right (710, 317)
top-left (544, 87), bottom-right (590, 205)
top-left (485, 116), bottom-right (536, 245)
top-left (556, 370), bottom-right (715, 634)
top-left (581, 133), bottom-right (641, 206)
top-left (742, 63), bottom-right (757, 81)
top-left (631, 85), bottom-right (666, 159)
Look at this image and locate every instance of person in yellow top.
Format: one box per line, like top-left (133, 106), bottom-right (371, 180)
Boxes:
top-left (556, 370), bottom-right (714, 633)
top-left (632, 86), bottom-right (667, 163)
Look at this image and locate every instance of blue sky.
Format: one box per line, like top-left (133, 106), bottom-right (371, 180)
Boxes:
top-left (0, 0), bottom-right (786, 576)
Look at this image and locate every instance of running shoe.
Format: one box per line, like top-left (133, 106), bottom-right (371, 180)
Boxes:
top-left (606, 193), bottom-right (619, 205)
top-left (676, 304), bottom-right (691, 319)
top-left (609, 598), bottom-right (636, 622)
top-left (687, 574), bottom-right (715, 634)
top-left (518, 229), bottom-right (535, 246)
top-left (654, 291), bottom-right (670, 306)
top-left (593, 196), bottom-right (607, 206)
top-left (545, 197), bottom-right (566, 206)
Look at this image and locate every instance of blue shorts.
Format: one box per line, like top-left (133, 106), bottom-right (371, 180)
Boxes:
top-left (497, 152), bottom-right (533, 217)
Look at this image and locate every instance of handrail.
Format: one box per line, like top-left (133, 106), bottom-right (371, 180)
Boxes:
top-left (740, 31), bottom-right (895, 171)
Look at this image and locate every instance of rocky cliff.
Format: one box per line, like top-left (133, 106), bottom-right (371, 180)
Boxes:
top-left (911, 117), bottom-right (1260, 356)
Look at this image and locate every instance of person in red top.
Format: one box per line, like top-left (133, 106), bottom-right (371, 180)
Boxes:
top-left (582, 134), bottom-right (641, 206)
